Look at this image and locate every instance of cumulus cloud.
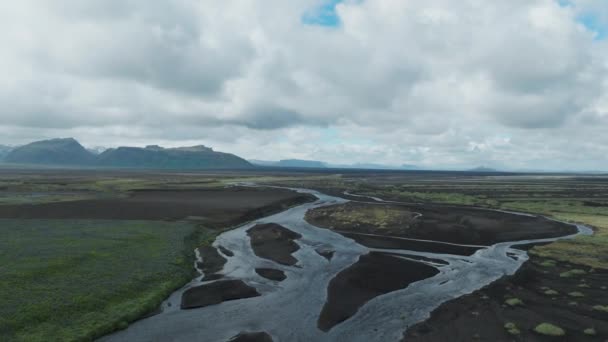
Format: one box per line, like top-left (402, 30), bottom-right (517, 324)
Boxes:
top-left (0, 0), bottom-right (606, 170)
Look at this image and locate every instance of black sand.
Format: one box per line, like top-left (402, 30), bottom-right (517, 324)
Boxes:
top-left (181, 280), bottom-right (260, 310)
top-left (247, 223), bottom-right (302, 266)
top-left (255, 268), bottom-right (287, 282)
top-left (318, 252), bottom-right (439, 331)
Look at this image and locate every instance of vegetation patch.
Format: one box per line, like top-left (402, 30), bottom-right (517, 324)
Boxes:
top-left (533, 323), bottom-right (566, 337)
top-left (504, 298), bottom-right (524, 307)
top-left (504, 322), bottom-right (520, 335)
top-left (559, 269), bottom-right (586, 278)
top-left (583, 328), bottom-right (597, 336)
top-left (568, 291), bottom-right (585, 298)
top-left (593, 305), bottom-right (608, 313)
top-left (0, 219), bottom-right (214, 342)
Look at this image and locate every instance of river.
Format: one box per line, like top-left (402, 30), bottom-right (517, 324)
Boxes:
top-left (101, 187), bottom-right (592, 342)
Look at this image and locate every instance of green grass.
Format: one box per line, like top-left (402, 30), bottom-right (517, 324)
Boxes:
top-left (317, 204), bottom-right (415, 230)
top-left (0, 219), bottom-right (213, 342)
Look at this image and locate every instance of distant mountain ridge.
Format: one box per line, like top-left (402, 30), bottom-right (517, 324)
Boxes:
top-left (249, 159), bottom-right (420, 170)
top-left (98, 145), bottom-right (252, 169)
top-left (3, 138), bottom-right (252, 169)
top-left (5, 138), bottom-right (95, 166)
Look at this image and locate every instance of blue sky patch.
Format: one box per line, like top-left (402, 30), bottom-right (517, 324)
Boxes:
top-left (579, 13), bottom-right (607, 40)
top-left (302, 0), bottom-right (342, 27)
top-left (556, 0), bottom-right (606, 40)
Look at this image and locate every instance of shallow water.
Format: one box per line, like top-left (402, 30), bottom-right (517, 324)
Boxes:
top-left (100, 187), bottom-right (591, 342)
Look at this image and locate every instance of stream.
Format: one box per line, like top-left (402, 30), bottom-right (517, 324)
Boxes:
top-left (101, 187), bottom-right (592, 342)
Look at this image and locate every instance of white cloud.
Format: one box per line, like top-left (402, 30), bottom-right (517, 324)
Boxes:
top-left (0, 0), bottom-right (606, 170)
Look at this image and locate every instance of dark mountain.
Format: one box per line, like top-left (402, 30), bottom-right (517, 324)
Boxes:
top-left (97, 145), bottom-right (253, 169)
top-left (4, 138), bottom-right (95, 166)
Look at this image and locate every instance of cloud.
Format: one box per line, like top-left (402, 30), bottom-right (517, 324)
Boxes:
top-left (0, 0), bottom-right (606, 170)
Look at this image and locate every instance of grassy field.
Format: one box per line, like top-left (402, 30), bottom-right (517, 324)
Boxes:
top-left (0, 219), bottom-right (215, 342)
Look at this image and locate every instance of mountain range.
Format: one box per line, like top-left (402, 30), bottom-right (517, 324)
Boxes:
top-left (2, 138), bottom-right (252, 169)
top-left (249, 159), bottom-right (420, 170)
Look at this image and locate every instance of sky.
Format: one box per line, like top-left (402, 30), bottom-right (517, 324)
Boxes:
top-left (0, 0), bottom-right (607, 171)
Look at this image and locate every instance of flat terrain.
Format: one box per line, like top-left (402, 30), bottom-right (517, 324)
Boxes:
top-left (307, 202), bottom-right (577, 246)
top-left (0, 187), bottom-right (315, 228)
top-left (1, 168), bottom-right (607, 341)
top-left (0, 169), bottom-right (316, 341)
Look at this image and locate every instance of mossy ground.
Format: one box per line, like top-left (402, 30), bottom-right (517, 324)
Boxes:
top-left (0, 219), bottom-right (216, 342)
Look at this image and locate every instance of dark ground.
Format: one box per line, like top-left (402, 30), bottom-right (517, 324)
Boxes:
top-left (197, 246), bottom-right (227, 281)
top-left (228, 331), bottom-right (273, 342)
top-left (318, 252), bottom-right (440, 332)
top-left (255, 268), bottom-right (287, 282)
top-left (0, 187), bottom-right (316, 228)
top-left (307, 201), bottom-right (577, 247)
top-left (180, 280), bottom-right (260, 310)
top-left (247, 223), bottom-right (303, 266)
top-left (403, 255), bottom-right (608, 341)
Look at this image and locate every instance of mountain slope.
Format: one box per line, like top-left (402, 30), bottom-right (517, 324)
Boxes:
top-left (4, 138), bottom-right (95, 165)
top-left (97, 145), bottom-right (253, 169)
top-left (0, 145), bottom-right (13, 161)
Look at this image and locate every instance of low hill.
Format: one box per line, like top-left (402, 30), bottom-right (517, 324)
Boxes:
top-left (97, 145), bottom-right (253, 169)
top-left (4, 138), bottom-right (95, 166)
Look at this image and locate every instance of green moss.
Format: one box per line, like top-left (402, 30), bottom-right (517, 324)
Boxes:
top-left (505, 298), bottom-right (524, 307)
top-left (504, 322), bottom-right (520, 335)
top-left (593, 305), bottom-right (608, 313)
top-left (539, 260), bottom-right (557, 267)
top-left (534, 323), bottom-right (566, 337)
top-left (559, 269), bottom-right (586, 278)
top-left (568, 291), bottom-right (585, 298)
top-left (584, 328), bottom-right (597, 336)
top-left (543, 289), bottom-right (559, 296)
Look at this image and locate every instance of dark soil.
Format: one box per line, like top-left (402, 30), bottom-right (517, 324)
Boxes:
top-left (339, 231), bottom-right (480, 256)
top-left (219, 245), bottom-right (234, 257)
top-left (404, 256), bottom-right (608, 342)
top-left (181, 280), bottom-right (260, 310)
top-left (255, 268), bottom-right (287, 282)
top-left (197, 246), bottom-right (226, 281)
top-left (247, 223), bottom-right (302, 266)
top-left (316, 248), bottom-right (335, 261)
top-left (307, 202), bottom-right (577, 246)
top-left (0, 187), bottom-right (316, 228)
top-left (228, 332), bottom-right (273, 342)
top-left (318, 252), bottom-right (440, 332)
